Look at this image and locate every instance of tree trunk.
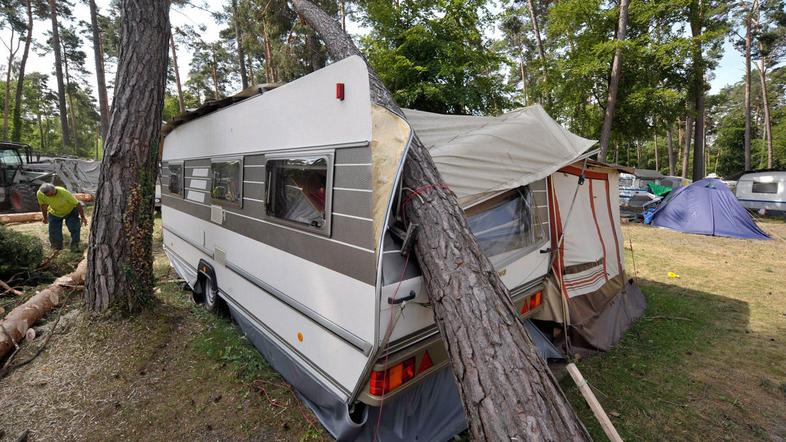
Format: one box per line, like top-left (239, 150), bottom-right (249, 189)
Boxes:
top-left (0, 260), bottom-right (86, 359)
top-left (0, 212), bottom-right (42, 224)
top-left (666, 124), bottom-right (675, 175)
top-left (614, 142), bottom-right (619, 164)
top-left (519, 59), bottom-right (528, 106)
top-left (526, 0), bottom-right (547, 69)
top-left (48, 0), bottom-right (71, 149)
top-left (636, 140), bottom-right (642, 167)
top-left (291, 1), bottom-right (591, 439)
top-left (3, 28), bottom-right (20, 141)
top-left (170, 31), bottom-right (185, 113)
top-left (89, 0), bottom-right (111, 140)
top-left (85, 0), bottom-right (170, 313)
top-left (598, 0), bottom-right (630, 160)
top-left (63, 50), bottom-right (79, 154)
top-left (653, 122), bottom-right (660, 172)
top-left (743, 0), bottom-right (755, 170)
top-left (757, 56), bottom-right (773, 169)
top-left (11, 0), bottom-right (33, 142)
top-left (210, 63), bottom-right (220, 100)
top-left (690, 1), bottom-right (705, 181)
top-left (232, 0), bottom-right (249, 89)
top-left (682, 116), bottom-right (692, 178)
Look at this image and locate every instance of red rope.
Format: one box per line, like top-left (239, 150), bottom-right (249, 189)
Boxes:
top-left (399, 183), bottom-right (452, 220)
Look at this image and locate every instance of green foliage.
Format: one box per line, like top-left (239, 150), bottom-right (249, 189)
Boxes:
top-left (0, 225), bottom-right (44, 280)
top-left (360, 0), bottom-right (513, 114)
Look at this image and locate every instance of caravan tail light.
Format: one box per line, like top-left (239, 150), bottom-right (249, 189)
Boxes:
top-left (418, 351), bottom-right (434, 373)
top-left (520, 291), bottom-right (543, 315)
top-left (530, 291), bottom-right (542, 309)
top-left (336, 83), bottom-right (345, 100)
top-left (369, 357), bottom-right (415, 396)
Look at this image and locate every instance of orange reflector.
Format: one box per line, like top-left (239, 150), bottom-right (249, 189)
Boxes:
top-left (418, 351), bottom-right (433, 373)
top-left (369, 357), bottom-right (416, 396)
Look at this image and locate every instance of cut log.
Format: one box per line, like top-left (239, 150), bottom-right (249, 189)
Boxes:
top-left (291, 1), bottom-right (590, 439)
top-left (0, 279), bottom-right (23, 296)
top-left (0, 212), bottom-right (42, 224)
top-left (73, 193), bottom-right (95, 203)
top-left (0, 259), bottom-right (86, 359)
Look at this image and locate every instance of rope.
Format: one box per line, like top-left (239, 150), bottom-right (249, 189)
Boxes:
top-left (399, 183), bottom-right (452, 221)
top-left (373, 252), bottom-right (411, 442)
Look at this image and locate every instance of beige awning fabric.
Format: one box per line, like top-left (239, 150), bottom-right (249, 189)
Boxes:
top-left (403, 105), bottom-right (596, 205)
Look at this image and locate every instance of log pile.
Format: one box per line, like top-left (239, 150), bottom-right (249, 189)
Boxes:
top-left (0, 259), bottom-right (86, 359)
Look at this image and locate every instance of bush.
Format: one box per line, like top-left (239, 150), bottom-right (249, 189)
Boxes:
top-left (0, 225), bottom-right (44, 279)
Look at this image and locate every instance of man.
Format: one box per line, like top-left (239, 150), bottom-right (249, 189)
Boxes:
top-left (37, 183), bottom-right (88, 252)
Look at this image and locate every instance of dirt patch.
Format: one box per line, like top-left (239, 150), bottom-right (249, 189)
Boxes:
top-left (0, 288), bottom-right (328, 441)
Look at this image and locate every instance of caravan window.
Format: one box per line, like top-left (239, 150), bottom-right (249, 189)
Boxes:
top-left (266, 156), bottom-right (331, 233)
top-left (752, 181), bottom-right (778, 194)
top-left (168, 163), bottom-right (183, 195)
top-left (210, 159), bottom-right (243, 206)
top-left (466, 187), bottom-right (545, 259)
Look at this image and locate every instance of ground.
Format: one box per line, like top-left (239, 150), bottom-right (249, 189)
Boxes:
top-left (0, 216), bottom-right (785, 441)
top-left (561, 220), bottom-right (786, 441)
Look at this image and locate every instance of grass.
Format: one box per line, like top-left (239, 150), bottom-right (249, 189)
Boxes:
top-left (560, 220), bottom-right (786, 441)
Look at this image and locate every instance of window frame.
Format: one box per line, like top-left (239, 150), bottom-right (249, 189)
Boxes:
top-left (751, 181), bottom-right (779, 195)
top-left (209, 156), bottom-right (244, 209)
top-left (464, 185), bottom-right (549, 267)
top-left (166, 161), bottom-right (184, 197)
top-left (264, 151), bottom-right (334, 236)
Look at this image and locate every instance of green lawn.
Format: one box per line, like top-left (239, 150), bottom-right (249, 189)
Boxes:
top-left (561, 221), bottom-right (786, 441)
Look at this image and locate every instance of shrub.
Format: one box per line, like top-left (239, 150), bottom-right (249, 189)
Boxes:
top-left (0, 225), bottom-right (44, 279)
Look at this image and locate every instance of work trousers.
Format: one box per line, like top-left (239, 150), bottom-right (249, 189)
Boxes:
top-left (48, 208), bottom-right (81, 250)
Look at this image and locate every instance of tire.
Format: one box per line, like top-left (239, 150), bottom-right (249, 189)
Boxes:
top-left (197, 276), bottom-right (227, 315)
top-left (10, 184), bottom-right (39, 213)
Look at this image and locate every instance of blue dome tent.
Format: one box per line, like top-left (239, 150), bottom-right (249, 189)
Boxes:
top-left (650, 178), bottom-right (770, 240)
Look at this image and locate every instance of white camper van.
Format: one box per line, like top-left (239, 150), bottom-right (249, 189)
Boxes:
top-left (160, 56), bottom-right (623, 440)
top-left (735, 171), bottom-right (786, 216)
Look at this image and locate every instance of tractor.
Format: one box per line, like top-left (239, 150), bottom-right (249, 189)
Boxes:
top-left (0, 142), bottom-right (52, 213)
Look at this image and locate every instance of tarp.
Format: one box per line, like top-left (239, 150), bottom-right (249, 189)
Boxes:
top-left (651, 178), bottom-right (770, 240)
top-left (404, 105), bottom-right (596, 205)
top-left (647, 182), bottom-right (672, 197)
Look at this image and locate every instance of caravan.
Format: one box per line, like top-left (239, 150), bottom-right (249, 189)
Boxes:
top-left (160, 56), bottom-right (643, 440)
top-left (735, 171), bottom-right (786, 216)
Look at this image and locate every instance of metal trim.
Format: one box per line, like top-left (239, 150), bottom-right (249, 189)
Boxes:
top-left (162, 225), bottom-right (213, 258)
top-left (224, 259), bottom-right (373, 355)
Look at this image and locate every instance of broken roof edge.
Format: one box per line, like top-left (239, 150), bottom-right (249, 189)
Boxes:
top-left (160, 83), bottom-right (282, 138)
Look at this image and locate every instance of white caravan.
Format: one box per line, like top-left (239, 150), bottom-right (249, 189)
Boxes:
top-left (161, 56), bottom-right (607, 440)
top-left (735, 171), bottom-right (786, 216)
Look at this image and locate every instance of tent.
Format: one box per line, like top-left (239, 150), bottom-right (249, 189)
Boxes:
top-left (406, 105), bottom-right (646, 352)
top-left (651, 178), bottom-right (770, 240)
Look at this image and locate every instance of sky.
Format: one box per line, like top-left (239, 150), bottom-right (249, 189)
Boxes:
top-left (14, 1), bottom-right (748, 111)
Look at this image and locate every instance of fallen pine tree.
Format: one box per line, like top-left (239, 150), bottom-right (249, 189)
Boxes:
top-left (291, 1), bottom-right (591, 439)
top-left (0, 259), bottom-right (86, 359)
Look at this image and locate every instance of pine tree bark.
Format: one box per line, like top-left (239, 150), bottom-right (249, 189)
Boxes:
top-left (89, 0), bottom-right (110, 140)
top-left (757, 52), bottom-right (773, 169)
top-left (85, 0), bottom-right (170, 313)
top-left (743, 0), bottom-right (755, 171)
top-left (291, 1), bottom-right (591, 439)
top-left (11, 0), bottom-right (33, 143)
top-left (690, 0), bottom-right (705, 181)
top-left (2, 28), bottom-right (19, 140)
top-left (526, 0), bottom-right (547, 70)
top-left (232, 0), bottom-right (249, 89)
top-left (682, 115), bottom-right (692, 178)
top-left (598, 0), bottom-right (630, 161)
top-left (170, 31), bottom-right (185, 113)
top-left (666, 124), bottom-right (675, 175)
top-left (48, 0), bottom-right (71, 149)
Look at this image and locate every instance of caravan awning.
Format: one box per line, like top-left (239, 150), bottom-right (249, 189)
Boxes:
top-left (403, 105), bottom-right (596, 205)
